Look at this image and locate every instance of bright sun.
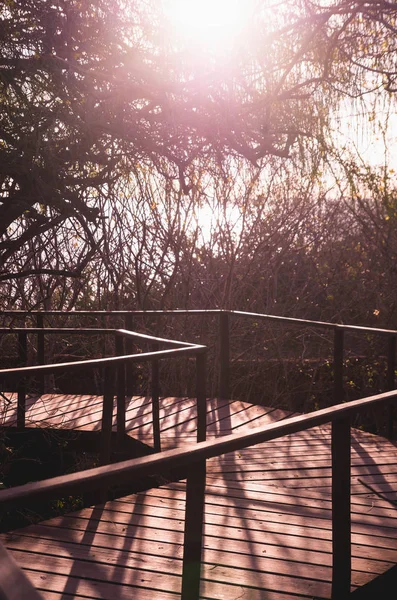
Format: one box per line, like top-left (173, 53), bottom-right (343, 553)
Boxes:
top-left (163, 0), bottom-right (252, 52)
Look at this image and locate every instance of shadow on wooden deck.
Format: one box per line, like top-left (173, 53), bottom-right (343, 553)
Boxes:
top-left (0, 427), bottom-right (157, 532)
top-left (350, 564), bottom-right (397, 598)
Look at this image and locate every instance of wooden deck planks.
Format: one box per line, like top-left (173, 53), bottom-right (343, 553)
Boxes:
top-left (0, 393), bottom-right (295, 448)
top-left (3, 476), bottom-right (397, 599)
top-left (1, 393), bottom-right (397, 598)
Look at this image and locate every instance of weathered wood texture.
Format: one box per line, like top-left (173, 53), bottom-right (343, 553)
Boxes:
top-left (1, 450), bottom-right (396, 599)
top-left (1, 394), bottom-right (396, 598)
top-left (0, 392), bottom-right (297, 448)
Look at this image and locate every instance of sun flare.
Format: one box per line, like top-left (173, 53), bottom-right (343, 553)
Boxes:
top-left (163, 0), bottom-right (252, 51)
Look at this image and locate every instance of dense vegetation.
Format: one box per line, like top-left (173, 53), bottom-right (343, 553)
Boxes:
top-left (1, 0), bottom-right (397, 329)
top-left (2, 0), bottom-right (397, 541)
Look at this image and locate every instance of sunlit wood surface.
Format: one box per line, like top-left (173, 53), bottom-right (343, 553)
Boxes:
top-left (1, 393), bottom-right (397, 598)
top-left (0, 393), bottom-right (298, 447)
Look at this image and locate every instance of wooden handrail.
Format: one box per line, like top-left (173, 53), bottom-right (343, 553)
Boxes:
top-left (3, 308), bottom-right (397, 337)
top-left (0, 327), bottom-right (208, 461)
top-left (4, 310), bottom-right (396, 413)
top-left (1, 388), bottom-right (395, 509)
top-left (0, 327), bottom-right (198, 348)
top-left (0, 345), bottom-right (206, 378)
top-left (0, 327), bottom-right (193, 341)
top-left (0, 390), bottom-right (396, 599)
top-left (0, 327), bottom-right (197, 346)
top-left (1, 310), bottom-right (397, 597)
top-left (3, 311), bottom-right (397, 414)
top-left (0, 327), bottom-right (116, 334)
top-left (229, 309), bottom-right (397, 336)
top-left (115, 328), bottom-right (197, 347)
top-left (1, 312), bottom-right (395, 440)
top-left (0, 309), bottom-right (222, 317)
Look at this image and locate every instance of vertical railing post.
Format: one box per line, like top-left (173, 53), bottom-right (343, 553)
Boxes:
top-left (387, 336), bottom-right (396, 440)
top-left (115, 333), bottom-right (126, 447)
top-left (124, 313), bottom-right (134, 395)
top-left (196, 351), bottom-right (207, 443)
top-left (36, 313), bottom-right (45, 394)
top-left (331, 415), bottom-right (351, 599)
top-left (17, 332), bottom-right (27, 430)
top-left (219, 311), bottom-right (230, 400)
top-left (181, 459), bottom-right (206, 600)
top-left (100, 315), bottom-right (106, 357)
top-left (151, 342), bottom-right (161, 453)
top-left (100, 365), bottom-right (115, 466)
top-left (333, 327), bottom-right (344, 405)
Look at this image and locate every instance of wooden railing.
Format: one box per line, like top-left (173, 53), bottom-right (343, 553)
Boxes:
top-left (1, 389), bottom-right (396, 599)
top-left (0, 327), bottom-right (207, 460)
top-left (1, 310), bottom-right (397, 597)
top-left (1, 309), bottom-right (396, 438)
top-left (227, 310), bottom-right (397, 409)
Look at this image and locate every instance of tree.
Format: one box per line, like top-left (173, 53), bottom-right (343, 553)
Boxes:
top-left (1, 0), bottom-right (397, 290)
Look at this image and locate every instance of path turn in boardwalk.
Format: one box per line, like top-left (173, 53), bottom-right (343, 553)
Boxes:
top-left (1, 394), bottom-right (397, 598)
top-left (0, 393), bottom-right (297, 447)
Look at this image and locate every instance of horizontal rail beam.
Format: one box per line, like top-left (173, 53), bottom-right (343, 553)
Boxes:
top-left (0, 310), bottom-right (222, 317)
top-left (0, 345), bottom-right (207, 378)
top-left (0, 328), bottom-right (116, 334)
top-left (0, 328), bottom-right (197, 348)
top-left (115, 329), bottom-right (197, 348)
top-left (229, 310), bottom-right (397, 337)
top-left (3, 309), bottom-right (397, 337)
top-left (1, 388), bottom-right (396, 510)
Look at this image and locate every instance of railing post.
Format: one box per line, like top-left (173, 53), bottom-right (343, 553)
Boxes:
top-left (181, 459), bottom-right (206, 600)
top-left (331, 415), bottom-right (351, 599)
top-left (196, 351), bottom-right (207, 443)
top-left (333, 327), bottom-right (344, 405)
top-left (100, 365), bottom-right (115, 466)
top-left (36, 313), bottom-right (45, 394)
top-left (115, 334), bottom-right (126, 446)
top-left (219, 311), bottom-right (230, 400)
top-left (124, 313), bottom-right (134, 395)
top-left (17, 332), bottom-right (27, 430)
top-left (100, 315), bottom-right (107, 357)
top-left (387, 336), bottom-right (396, 440)
top-left (151, 342), bottom-right (161, 452)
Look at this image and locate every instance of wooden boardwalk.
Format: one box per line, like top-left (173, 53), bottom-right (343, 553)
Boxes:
top-left (0, 392), bottom-right (298, 448)
top-left (1, 393), bottom-right (397, 598)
